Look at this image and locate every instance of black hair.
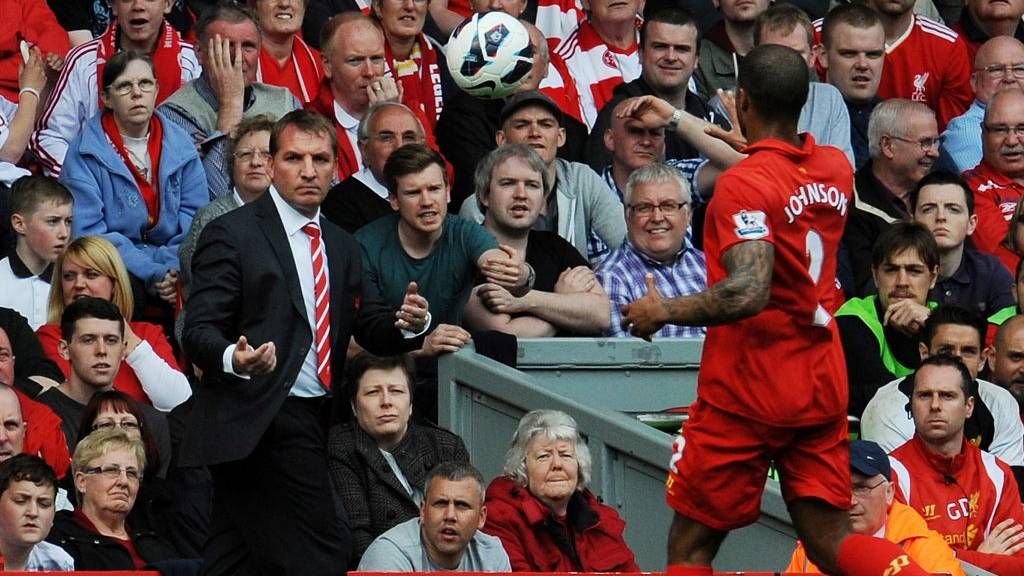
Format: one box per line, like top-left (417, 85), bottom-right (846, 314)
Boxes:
top-left (60, 297), bottom-right (125, 342)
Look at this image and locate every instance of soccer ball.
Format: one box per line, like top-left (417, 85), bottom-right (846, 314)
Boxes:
top-left (446, 12), bottom-right (534, 99)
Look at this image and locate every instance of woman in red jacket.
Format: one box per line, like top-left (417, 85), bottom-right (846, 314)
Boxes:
top-left (484, 409), bottom-right (639, 572)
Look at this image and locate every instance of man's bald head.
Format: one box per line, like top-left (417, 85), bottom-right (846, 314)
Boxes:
top-left (991, 315), bottom-right (1024, 405)
top-left (973, 36), bottom-right (1024, 103)
top-left (0, 328), bottom-right (12, 388)
top-left (0, 387), bottom-right (24, 462)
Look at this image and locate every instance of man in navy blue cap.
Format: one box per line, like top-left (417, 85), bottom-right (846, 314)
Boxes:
top-left (785, 440), bottom-right (965, 574)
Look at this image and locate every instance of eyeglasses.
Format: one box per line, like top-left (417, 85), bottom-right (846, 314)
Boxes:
top-left (627, 201), bottom-right (689, 215)
top-left (978, 64), bottom-right (1024, 79)
top-left (364, 132), bottom-right (424, 146)
top-left (233, 148), bottom-right (272, 163)
top-left (92, 419), bottom-right (141, 433)
top-left (82, 465), bottom-right (141, 482)
top-left (109, 78), bottom-right (157, 96)
top-left (851, 478), bottom-right (887, 497)
top-left (984, 124), bottom-right (1024, 138)
top-left (887, 135), bottom-right (941, 151)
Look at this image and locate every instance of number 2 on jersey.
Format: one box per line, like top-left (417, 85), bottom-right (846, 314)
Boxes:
top-left (806, 229), bottom-right (831, 327)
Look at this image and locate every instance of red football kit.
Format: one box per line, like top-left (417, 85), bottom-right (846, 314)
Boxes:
top-left (964, 160), bottom-right (1023, 273)
top-left (666, 134), bottom-right (853, 530)
top-left (256, 36), bottom-right (323, 105)
top-left (876, 15), bottom-right (973, 130)
top-left (890, 436), bottom-right (1024, 574)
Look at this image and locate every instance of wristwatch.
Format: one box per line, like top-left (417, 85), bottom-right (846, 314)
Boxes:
top-left (668, 108), bottom-right (684, 129)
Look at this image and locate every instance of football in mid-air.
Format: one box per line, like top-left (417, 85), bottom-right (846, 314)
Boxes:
top-left (446, 12), bottom-right (534, 99)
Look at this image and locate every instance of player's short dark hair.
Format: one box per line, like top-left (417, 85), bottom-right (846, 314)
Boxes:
top-left (100, 50), bottom-right (154, 94)
top-left (821, 3), bottom-right (882, 49)
top-left (640, 7), bottom-right (700, 54)
top-left (345, 353), bottom-right (416, 406)
top-left (197, 1), bottom-right (259, 47)
top-left (423, 461), bottom-right (485, 502)
top-left (0, 454), bottom-right (57, 498)
top-left (60, 297), bottom-right (125, 342)
top-left (909, 171), bottom-right (974, 215)
top-left (383, 144), bottom-right (448, 196)
top-left (737, 44), bottom-right (808, 124)
top-left (921, 305), bottom-right (984, 352)
top-left (270, 110), bottom-right (339, 161)
top-left (914, 353), bottom-right (976, 400)
top-left (871, 221), bottom-right (940, 271)
top-left (753, 4), bottom-right (814, 49)
top-left (9, 175), bottom-right (73, 217)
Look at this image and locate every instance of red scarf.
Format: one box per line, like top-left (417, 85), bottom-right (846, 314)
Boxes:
top-left (256, 35), bottom-right (323, 104)
top-left (306, 77), bottom-right (360, 181)
top-left (96, 21), bottom-right (184, 107)
top-left (384, 34), bottom-right (443, 130)
top-left (101, 110), bottom-right (163, 228)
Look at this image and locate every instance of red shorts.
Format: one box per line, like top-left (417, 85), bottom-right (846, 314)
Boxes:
top-left (665, 399), bottom-right (851, 531)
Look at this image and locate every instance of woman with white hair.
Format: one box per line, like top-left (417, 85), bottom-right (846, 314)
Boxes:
top-left (483, 409), bottom-right (639, 572)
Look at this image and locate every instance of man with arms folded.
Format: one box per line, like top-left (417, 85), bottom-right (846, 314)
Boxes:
top-left (358, 462), bottom-right (510, 572)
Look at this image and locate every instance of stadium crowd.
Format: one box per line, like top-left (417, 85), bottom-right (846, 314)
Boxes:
top-left (1, 0), bottom-right (1024, 573)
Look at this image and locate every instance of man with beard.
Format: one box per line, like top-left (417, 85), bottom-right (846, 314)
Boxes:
top-left (964, 89), bottom-right (1024, 267)
top-left (989, 314), bottom-right (1024, 417)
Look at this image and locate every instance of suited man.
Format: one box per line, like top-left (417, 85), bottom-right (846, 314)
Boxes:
top-left (182, 109), bottom-right (429, 576)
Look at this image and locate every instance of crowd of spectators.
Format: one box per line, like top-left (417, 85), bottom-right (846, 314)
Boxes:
top-left (2, 0), bottom-right (1024, 572)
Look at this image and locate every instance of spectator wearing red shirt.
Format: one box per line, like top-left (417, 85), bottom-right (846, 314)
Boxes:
top-left (249, 0), bottom-right (324, 104)
top-left (0, 0), bottom-right (68, 103)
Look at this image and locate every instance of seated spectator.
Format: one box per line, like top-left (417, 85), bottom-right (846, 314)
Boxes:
top-left (837, 222), bottom-right (939, 417)
top-left (77, 390), bottom-right (168, 483)
top-left (0, 328), bottom-right (71, 479)
top-left (0, 0), bottom-right (68, 103)
top-left (951, 0), bottom-right (1024, 62)
top-left (0, 454), bottom-right (74, 571)
top-left (48, 428), bottom-right (180, 570)
top-left (60, 51), bottom-right (207, 309)
top-left (47, 0), bottom-right (214, 46)
top-left (787, 440), bottom-right (964, 575)
top-left (910, 171), bottom-right (1014, 316)
top-left (358, 461), bottom-right (510, 572)
top-left (484, 409), bottom-right (638, 572)
top-left (465, 145), bottom-right (610, 336)
top-left (692, 0), bottom-right (767, 100)
top-left (159, 2), bottom-right (299, 199)
top-left (988, 314), bottom-right (1024, 412)
top-left (327, 354), bottom-right (470, 566)
top-left (38, 237), bottom-right (191, 412)
top-left (601, 98), bottom-right (666, 199)
top-left (964, 88), bottom-right (1024, 272)
top-left (0, 307), bottom-right (62, 389)
top-left (460, 91), bottom-right (626, 264)
top-left (998, 195), bottom-right (1024, 276)
top-left (250, 0), bottom-right (324, 104)
top-left (939, 37), bottom-right (1024, 175)
top-left (842, 99), bottom-right (938, 296)
top-left (31, 0), bottom-right (200, 177)
top-left (0, 176), bottom-right (73, 329)
top-left (860, 306), bottom-right (1024, 477)
top-left (597, 163), bottom-right (706, 339)
top-left (890, 354), bottom-right (1024, 574)
top-left (0, 48), bottom-right (47, 185)
top-left (371, 0), bottom-right (447, 137)
top-left (37, 298), bottom-right (173, 460)
top-left (177, 114), bottom-right (274, 344)
top-left (322, 102), bottom-right (425, 233)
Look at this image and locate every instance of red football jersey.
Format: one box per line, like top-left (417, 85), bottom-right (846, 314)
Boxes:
top-left (964, 160), bottom-right (1024, 263)
top-left (877, 15), bottom-right (973, 131)
top-left (699, 134), bottom-right (852, 427)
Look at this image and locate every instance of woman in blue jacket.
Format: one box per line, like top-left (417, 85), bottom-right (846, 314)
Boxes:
top-left (60, 50), bottom-right (207, 310)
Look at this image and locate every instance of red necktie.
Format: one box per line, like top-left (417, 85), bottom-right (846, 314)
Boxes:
top-left (302, 222), bottom-right (332, 390)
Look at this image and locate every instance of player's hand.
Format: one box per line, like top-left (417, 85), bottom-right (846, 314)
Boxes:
top-left (396, 281), bottom-right (429, 333)
top-left (617, 95), bottom-right (675, 130)
top-left (19, 47), bottom-right (46, 93)
top-left (978, 519), bottom-right (1024, 556)
top-left (477, 282), bottom-right (522, 314)
top-left (232, 335), bottom-right (277, 375)
top-left (367, 76), bottom-right (402, 104)
top-left (704, 89), bottom-right (747, 152)
top-left (418, 323), bottom-right (471, 357)
top-left (481, 245), bottom-right (530, 290)
top-left (207, 35), bottom-right (245, 133)
top-left (620, 274), bottom-right (668, 341)
top-left (883, 299), bottom-right (931, 337)
top-left (554, 266), bottom-right (596, 294)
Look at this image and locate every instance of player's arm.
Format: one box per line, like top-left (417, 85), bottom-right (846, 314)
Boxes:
top-left (621, 239), bottom-right (773, 339)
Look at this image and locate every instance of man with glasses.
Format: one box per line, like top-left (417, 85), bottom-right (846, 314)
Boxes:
top-left (322, 102), bottom-right (426, 233)
top-left (786, 440), bottom-right (964, 575)
top-left (965, 88), bottom-right (1024, 268)
top-left (889, 354), bottom-right (1024, 574)
top-left (596, 162), bottom-right (705, 338)
top-left (940, 37), bottom-right (1024, 174)
top-left (842, 99), bottom-right (938, 296)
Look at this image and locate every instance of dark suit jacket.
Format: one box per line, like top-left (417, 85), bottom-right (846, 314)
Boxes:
top-left (326, 421), bottom-right (470, 564)
top-left (181, 191), bottom-right (418, 467)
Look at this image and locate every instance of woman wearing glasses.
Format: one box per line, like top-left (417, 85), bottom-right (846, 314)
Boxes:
top-left (47, 428), bottom-right (180, 570)
top-left (59, 49), bottom-right (207, 314)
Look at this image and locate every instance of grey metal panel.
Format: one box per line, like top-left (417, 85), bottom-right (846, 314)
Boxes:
top-left (438, 346), bottom-right (797, 572)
